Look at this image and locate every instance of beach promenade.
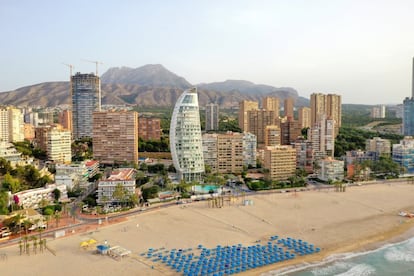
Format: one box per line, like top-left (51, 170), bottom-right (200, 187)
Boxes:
top-left (1, 181), bottom-right (414, 275)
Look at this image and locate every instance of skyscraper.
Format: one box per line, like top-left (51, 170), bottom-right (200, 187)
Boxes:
top-left (170, 88), bottom-right (205, 182)
top-left (0, 106), bottom-right (24, 143)
top-left (205, 103), bottom-right (219, 131)
top-left (262, 97), bottom-right (280, 116)
top-left (403, 57), bottom-right (414, 136)
top-left (284, 98), bottom-right (294, 120)
top-left (238, 100), bottom-right (258, 131)
top-left (298, 107), bottom-right (311, 128)
top-left (310, 93), bottom-right (341, 137)
top-left (71, 73), bottom-right (101, 140)
top-left (92, 111), bottom-right (139, 165)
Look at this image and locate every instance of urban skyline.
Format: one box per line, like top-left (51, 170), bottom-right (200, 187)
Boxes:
top-left (2, 1), bottom-right (414, 105)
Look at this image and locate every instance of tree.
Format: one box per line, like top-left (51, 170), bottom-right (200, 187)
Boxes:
top-left (0, 191), bottom-right (9, 215)
top-left (113, 184), bottom-right (127, 206)
top-left (52, 188), bottom-right (61, 202)
top-left (54, 212), bottom-right (61, 228)
top-left (2, 173), bottom-right (21, 193)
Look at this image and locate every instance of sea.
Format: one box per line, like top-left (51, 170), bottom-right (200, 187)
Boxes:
top-left (264, 236), bottom-right (414, 276)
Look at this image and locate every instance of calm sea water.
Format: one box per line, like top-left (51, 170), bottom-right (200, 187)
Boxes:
top-left (264, 237), bottom-right (414, 276)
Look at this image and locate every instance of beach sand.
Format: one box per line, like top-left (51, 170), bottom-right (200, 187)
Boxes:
top-left (1, 181), bottom-right (414, 275)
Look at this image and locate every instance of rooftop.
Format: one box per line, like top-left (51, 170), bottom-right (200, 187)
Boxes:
top-left (107, 168), bottom-right (136, 181)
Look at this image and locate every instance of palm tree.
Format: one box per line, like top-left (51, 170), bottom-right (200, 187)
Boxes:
top-left (18, 240), bottom-right (23, 255)
top-left (54, 212), bottom-right (61, 228)
top-left (32, 236), bottom-right (38, 254)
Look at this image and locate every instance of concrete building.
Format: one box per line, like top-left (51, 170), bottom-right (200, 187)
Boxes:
top-left (247, 109), bottom-right (278, 146)
top-left (55, 160), bottom-right (99, 190)
top-left (24, 123), bottom-right (35, 141)
top-left (202, 131), bottom-right (256, 174)
top-left (13, 183), bottom-right (69, 209)
top-left (34, 125), bottom-right (72, 164)
top-left (263, 145), bottom-right (296, 181)
top-left (202, 133), bottom-right (218, 173)
top-left (318, 157), bottom-right (344, 182)
top-left (284, 98), bottom-right (294, 120)
top-left (370, 105), bottom-right (386, 119)
top-left (170, 88), bottom-right (205, 182)
top-left (365, 137), bottom-right (391, 156)
top-left (310, 93), bottom-right (341, 137)
top-left (58, 109), bottom-right (72, 131)
top-left (264, 125), bottom-right (281, 147)
top-left (292, 138), bottom-right (314, 173)
top-left (93, 111), bottom-right (139, 165)
top-left (239, 100), bottom-right (258, 131)
top-left (242, 132), bottom-right (257, 168)
top-left (138, 117), bottom-right (161, 141)
top-left (71, 72), bottom-right (101, 139)
top-left (205, 103), bottom-right (219, 131)
top-left (298, 107), bottom-right (311, 129)
top-left (345, 150), bottom-right (379, 166)
top-left (280, 120), bottom-right (302, 145)
top-left (392, 136), bottom-right (414, 174)
top-left (262, 97), bottom-right (280, 117)
top-left (97, 168), bottom-right (136, 205)
top-left (308, 115), bottom-right (335, 160)
top-left (0, 106), bottom-right (24, 143)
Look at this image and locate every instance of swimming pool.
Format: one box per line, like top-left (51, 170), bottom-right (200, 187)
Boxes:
top-left (192, 185), bottom-right (219, 194)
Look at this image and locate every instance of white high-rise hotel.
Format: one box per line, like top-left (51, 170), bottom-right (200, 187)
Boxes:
top-left (170, 88), bottom-right (205, 182)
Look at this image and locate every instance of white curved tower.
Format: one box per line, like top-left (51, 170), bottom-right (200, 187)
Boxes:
top-left (170, 87), bottom-right (205, 182)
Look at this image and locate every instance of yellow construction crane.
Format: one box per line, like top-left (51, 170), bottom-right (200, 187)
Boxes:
top-left (82, 59), bottom-right (103, 76)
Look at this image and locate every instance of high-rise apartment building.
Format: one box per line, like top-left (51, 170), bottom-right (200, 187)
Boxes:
top-left (403, 58), bottom-right (414, 135)
top-left (58, 110), bottom-right (72, 131)
top-left (138, 117), bottom-right (161, 140)
top-left (262, 97), bottom-right (280, 117)
top-left (366, 137), bottom-right (391, 156)
top-left (242, 132), bottom-right (257, 168)
top-left (264, 125), bottom-right (281, 147)
top-left (238, 100), bottom-right (258, 131)
top-left (247, 109), bottom-right (278, 146)
top-left (308, 115), bottom-right (335, 160)
top-left (34, 124), bottom-right (71, 163)
top-left (284, 98), bottom-right (294, 120)
top-left (370, 105), bottom-right (386, 119)
top-left (71, 73), bottom-right (101, 140)
top-left (170, 88), bottom-right (205, 182)
top-left (97, 168), bottom-right (137, 205)
top-left (263, 145), bottom-right (296, 181)
top-left (205, 103), bottom-right (219, 131)
top-left (202, 131), bottom-right (257, 174)
top-left (280, 120), bottom-right (302, 145)
top-left (47, 127), bottom-right (72, 163)
top-left (93, 111), bottom-right (139, 165)
top-left (0, 106), bottom-right (24, 143)
top-left (298, 107), bottom-right (311, 129)
top-left (310, 93), bottom-right (341, 137)
top-left (292, 137), bottom-right (314, 173)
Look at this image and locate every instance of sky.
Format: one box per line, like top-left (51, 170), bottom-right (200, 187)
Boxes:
top-left (1, 0), bottom-right (414, 104)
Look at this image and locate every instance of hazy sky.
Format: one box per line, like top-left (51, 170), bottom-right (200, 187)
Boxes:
top-left (1, 0), bottom-right (414, 104)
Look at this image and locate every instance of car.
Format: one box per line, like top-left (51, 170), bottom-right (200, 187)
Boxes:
top-left (1, 227), bottom-right (11, 238)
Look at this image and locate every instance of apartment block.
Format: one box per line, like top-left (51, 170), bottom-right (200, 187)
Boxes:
top-left (264, 125), bottom-right (281, 147)
top-left (247, 109), bottom-right (278, 146)
top-left (318, 157), bottom-right (344, 182)
top-left (298, 107), bottom-right (311, 129)
top-left (365, 137), bottom-right (391, 156)
top-left (93, 111), bottom-right (139, 165)
top-left (238, 100), bottom-right (258, 131)
top-left (138, 117), bottom-right (161, 141)
top-left (205, 103), bottom-right (219, 131)
top-left (263, 145), bottom-right (296, 181)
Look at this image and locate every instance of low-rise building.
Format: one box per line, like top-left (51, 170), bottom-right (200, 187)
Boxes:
top-left (97, 168), bottom-right (137, 205)
top-left (318, 157), bottom-right (344, 182)
top-left (13, 183), bottom-right (69, 209)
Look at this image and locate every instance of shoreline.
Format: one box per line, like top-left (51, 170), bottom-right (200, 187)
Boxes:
top-left (249, 217), bottom-right (414, 276)
top-left (1, 182), bottom-right (414, 275)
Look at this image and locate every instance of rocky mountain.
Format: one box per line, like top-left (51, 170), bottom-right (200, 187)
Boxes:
top-left (101, 64), bottom-right (191, 89)
top-left (0, 64), bottom-right (309, 108)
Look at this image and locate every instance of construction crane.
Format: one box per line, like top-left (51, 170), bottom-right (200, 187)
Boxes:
top-left (62, 63), bottom-right (74, 78)
top-left (82, 59), bottom-right (103, 76)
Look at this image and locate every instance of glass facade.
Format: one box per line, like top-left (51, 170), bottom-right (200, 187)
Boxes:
top-left (403, 97), bottom-right (414, 136)
top-left (170, 88), bottom-right (205, 182)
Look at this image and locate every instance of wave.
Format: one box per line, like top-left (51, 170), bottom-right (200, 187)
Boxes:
top-left (310, 261), bottom-right (355, 276)
top-left (335, 264), bottom-right (376, 276)
top-left (384, 242), bottom-right (414, 262)
top-left (262, 237), bottom-right (414, 276)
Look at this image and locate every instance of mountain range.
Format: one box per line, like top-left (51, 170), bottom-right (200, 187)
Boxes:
top-left (0, 64), bottom-right (308, 108)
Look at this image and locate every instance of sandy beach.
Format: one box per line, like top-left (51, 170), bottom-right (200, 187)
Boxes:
top-left (1, 181), bottom-right (414, 276)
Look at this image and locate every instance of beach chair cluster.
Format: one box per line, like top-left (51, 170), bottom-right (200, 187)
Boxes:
top-left (141, 235), bottom-right (321, 275)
